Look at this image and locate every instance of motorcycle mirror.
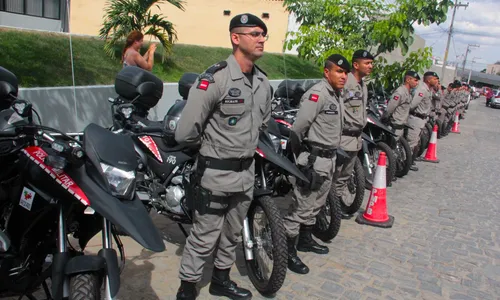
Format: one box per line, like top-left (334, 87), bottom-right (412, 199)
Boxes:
top-left (108, 97), bottom-right (117, 104)
top-left (117, 103), bottom-right (135, 119)
top-left (11, 99), bottom-right (32, 118)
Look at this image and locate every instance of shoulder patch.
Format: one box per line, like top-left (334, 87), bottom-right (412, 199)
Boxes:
top-left (418, 92), bottom-right (424, 97)
top-left (197, 79), bottom-right (210, 91)
top-left (199, 61), bottom-right (228, 83)
top-left (309, 94), bottom-right (319, 102)
top-left (254, 64), bottom-right (267, 77)
top-left (393, 95), bottom-right (399, 101)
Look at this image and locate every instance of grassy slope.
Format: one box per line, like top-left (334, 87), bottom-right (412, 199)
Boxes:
top-left (0, 28), bottom-right (322, 88)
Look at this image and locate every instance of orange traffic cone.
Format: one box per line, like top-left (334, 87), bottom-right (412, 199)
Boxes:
top-left (356, 152), bottom-right (394, 228)
top-left (423, 125), bottom-right (440, 163)
top-left (451, 111), bottom-right (461, 134)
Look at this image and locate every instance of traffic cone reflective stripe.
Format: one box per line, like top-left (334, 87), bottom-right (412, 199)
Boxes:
top-left (423, 125), bottom-right (440, 163)
top-left (356, 152), bottom-right (394, 228)
top-left (451, 111), bottom-right (461, 134)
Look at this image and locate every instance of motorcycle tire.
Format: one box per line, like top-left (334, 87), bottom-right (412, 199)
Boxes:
top-left (245, 196), bottom-right (287, 296)
top-left (418, 125), bottom-right (431, 157)
top-left (337, 156), bottom-right (365, 215)
top-left (313, 189), bottom-right (342, 242)
top-left (69, 273), bottom-right (101, 300)
top-left (366, 142), bottom-right (396, 188)
top-left (394, 137), bottom-right (412, 178)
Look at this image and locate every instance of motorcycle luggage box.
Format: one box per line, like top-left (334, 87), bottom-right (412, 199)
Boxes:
top-left (114, 66), bottom-right (163, 109)
top-left (0, 67), bottom-right (18, 109)
top-left (274, 80), bottom-right (305, 107)
top-left (178, 73), bottom-right (199, 100)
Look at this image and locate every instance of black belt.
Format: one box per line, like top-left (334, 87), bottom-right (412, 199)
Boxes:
top-left (342, 130), bottom-right (362, 137)
top-left (411, 112), bottom-right (427, 119)
top-left (391, 123), bottom-right (405, 130)
top-left (302, 142), bottom-right (336, 158)
top-left (197, 155), bottom-right (253, 172)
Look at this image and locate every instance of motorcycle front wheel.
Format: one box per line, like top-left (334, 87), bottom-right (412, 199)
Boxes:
top-left (244, 196), bottom-right (287, 296)
top-left (394, 137), bottom-right (412, 178)
top-left (69, 273), bottom-right (101, 300)
top-left (313, 189), bottom-right (342, 242)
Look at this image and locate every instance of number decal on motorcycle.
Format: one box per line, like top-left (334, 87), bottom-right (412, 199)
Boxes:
top-left (19, 187), bottom-right (35, 211)
top-left (138, 136), bottom-right (163, 163)
top-left (22, 146), bottom-right (90, 206)
top-left (167, 155), bottom-right (177, 165)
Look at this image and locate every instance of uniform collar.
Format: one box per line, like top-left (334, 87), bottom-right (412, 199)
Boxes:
top-left (322, 77), bottom-right (335, 94)
top-left (227, 54), bottom-right (265, 82)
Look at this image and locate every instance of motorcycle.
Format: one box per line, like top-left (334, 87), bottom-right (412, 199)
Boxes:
top-left (108, 67), bottom-right (311, 296)
top-left (0, 66), bottom-right (165, 300)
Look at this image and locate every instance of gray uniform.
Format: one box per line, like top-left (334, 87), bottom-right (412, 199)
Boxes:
top-left (430, 89), bottom-right (441, 119)
top-left (175, 54), bottom-right (271, 282)
top-left (284, 78), bottom-right (343, 237)
top-left (385, 85), bottom-right (411, 137)
top-left (334, 72), bottom-right (367, 198)
top-left (438, 90), bottom-right (450, 124)
top-left (407, 83), bottom-right (432, 148)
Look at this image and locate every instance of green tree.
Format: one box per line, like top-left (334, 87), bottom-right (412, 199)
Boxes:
top-left (100, 0), bottom-right (185, 59)
top-left (283, 0), bottom-right (453, 91)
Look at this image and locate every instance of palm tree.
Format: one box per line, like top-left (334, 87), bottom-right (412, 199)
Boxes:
top-left (100, 0), bottom-right (185, 59)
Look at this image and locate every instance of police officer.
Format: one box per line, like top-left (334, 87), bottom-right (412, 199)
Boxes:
top-left (430, 79), bottom-right (442, 120)
top-left (174, 13), bottom-right (271, 300)
top-left (334, 50), bottom-right (372, 212)
top-left (439, 83), bottom-right (455, 137)
top-left (284, 54), bottom-right (349, 274)
top-left (382, 70), bottom-right (420, 171)
top-left (407, 71), bottom-right (439, 167)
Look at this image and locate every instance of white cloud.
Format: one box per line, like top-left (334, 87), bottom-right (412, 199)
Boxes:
top-left (414, 0), bottom-right (500, 71)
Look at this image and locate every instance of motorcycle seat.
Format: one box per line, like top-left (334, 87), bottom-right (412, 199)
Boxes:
top-left (0, 230), bottom-right (11, 252)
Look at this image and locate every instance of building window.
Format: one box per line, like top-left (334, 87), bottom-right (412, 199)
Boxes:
top-left (1, 0), bottom-right (61, 20)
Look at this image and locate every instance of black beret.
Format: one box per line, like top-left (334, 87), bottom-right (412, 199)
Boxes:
top-left (352, 50), bottom-right (374, 60)
top-left (405, 70), bottom-right (420, 80)
top-left (229, 13), bottom-right (267, 34)
top-left (424, 71), bottom-right (439, 79)
top-left (326, 54), bottom-right (351, 72)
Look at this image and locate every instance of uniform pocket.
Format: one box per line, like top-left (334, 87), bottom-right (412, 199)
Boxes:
top-left (347, 99), bottom-right (363, 108)
top-left (220, 103), bottom-right (245, 116)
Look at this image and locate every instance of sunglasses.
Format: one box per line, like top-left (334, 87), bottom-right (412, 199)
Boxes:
top-left (236, 31), bottom-right (269, 41)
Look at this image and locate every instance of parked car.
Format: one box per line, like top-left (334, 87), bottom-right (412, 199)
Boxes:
top-left (489, 89), bottom-right (500, 108)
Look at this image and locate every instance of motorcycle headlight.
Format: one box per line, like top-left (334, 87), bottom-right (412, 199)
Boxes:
top-left (100, 163), bottom-right (136, 199)
top-left (269, 133), bottom-right (281, 153)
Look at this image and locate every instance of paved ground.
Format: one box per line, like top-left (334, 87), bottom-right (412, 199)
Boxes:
top-left (10, 97), bottom-right (500, 300)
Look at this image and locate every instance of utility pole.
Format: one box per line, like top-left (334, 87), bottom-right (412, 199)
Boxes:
top-left (467, 57), bottom-right (481, 84)
top-left (441, 0), bottom-right (469, 80)
top-left (462, 44), bottom-right (480, 74)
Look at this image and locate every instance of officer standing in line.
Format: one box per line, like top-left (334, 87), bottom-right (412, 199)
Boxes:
top-left (382, 70), bottom-right (420, 171)
top-left (174, 13), bottom-right (271, 300)
top-left (334, 50), bottom-right (373, 214)
top-left (440, 83), bottom-right (454, 137)
top-left (407, 71), bottom-right (439, 167)
top-left (430, 79), bottom-right (442, 121)
top-left (284, 54), bottom-right (349, 274)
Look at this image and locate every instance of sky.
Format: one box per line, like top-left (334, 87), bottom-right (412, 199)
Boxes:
top-left (413, 0), bottom-right (500, 71)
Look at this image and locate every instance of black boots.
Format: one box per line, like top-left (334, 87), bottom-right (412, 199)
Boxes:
top-left (176, 280), bottom-right (197, 300)
top-left (296, 225), bottom-right (329, 254)
top-left (209, 267), bottom-right (252, 300)
top-left (287, 236), bottom-right (309, 274)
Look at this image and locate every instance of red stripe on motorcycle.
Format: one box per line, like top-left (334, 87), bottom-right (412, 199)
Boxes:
top-left (138, 135), bottom-right (163, 162)
top-left (275, 119), bottom-right (292, 128)
top-left (22, 146), bottom-right (90, 206)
